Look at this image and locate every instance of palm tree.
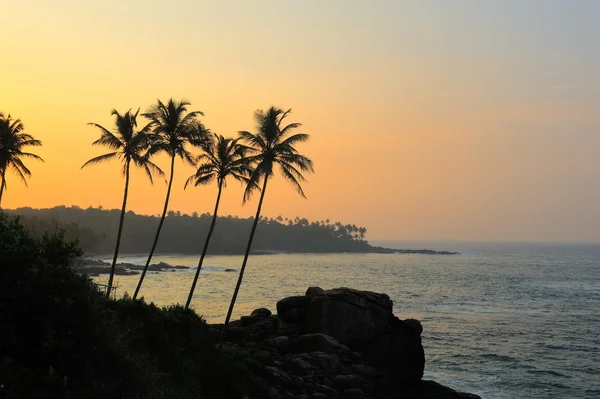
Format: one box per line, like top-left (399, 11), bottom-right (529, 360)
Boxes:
top-left (219, 107), bottom-right (314, 347)
top-left (133, 98), bottom-right (208, 299)
top-left (82, 108), bottom-right (163, 298)
top-left (183, 133), bottom-right (254, 309)
top-left (0, 113), bottom-right (44, 207)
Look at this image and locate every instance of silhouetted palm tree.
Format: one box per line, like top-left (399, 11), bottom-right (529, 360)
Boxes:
top-left (0, 113), bottom-right (44, 207)
top-left (184, 133), bottom-right (254, 309)
top-left (219, 107), bottom-right (313, 347)
top-left (82, 108), bottom-right (163, 298)
top-left (133, 98), bottom-right (208, 299)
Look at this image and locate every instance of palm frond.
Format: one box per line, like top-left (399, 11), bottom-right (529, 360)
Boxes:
top-left (81, 152), bottom-right (119, 168)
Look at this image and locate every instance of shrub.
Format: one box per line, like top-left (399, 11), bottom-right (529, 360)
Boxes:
top-left (0, 213), bottom-right (255, 398)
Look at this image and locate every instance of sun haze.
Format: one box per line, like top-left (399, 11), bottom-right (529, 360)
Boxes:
top-left (2, 1), bottom-right (599, 242)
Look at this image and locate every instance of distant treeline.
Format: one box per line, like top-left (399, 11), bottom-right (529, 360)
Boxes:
top-left (7, 206), bottom-right (374, 255)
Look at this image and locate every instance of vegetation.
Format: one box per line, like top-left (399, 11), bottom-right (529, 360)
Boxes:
top-left (0, 113), bottom-right (44, 207)
top-left (133, 99), bottom-right (208, 300)
top-left (0, 212), bottom-right (265, 398)
top-left (8, 206), bottom-right (372, 254)
top-left (221, 107), bottom-right (314, 346)
top-left (184, 133), bottom-right (254, 309)
top-left (82, 108), bottom-right (163, 298)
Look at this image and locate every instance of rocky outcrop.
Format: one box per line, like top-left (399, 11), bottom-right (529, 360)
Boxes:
top-left (78, 260), bottom-right (190, 276)
top-left (217, 287), bottom-right (480, 399)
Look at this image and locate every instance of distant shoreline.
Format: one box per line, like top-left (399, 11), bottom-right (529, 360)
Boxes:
top-left (88, 247), bottom-right (460, 258)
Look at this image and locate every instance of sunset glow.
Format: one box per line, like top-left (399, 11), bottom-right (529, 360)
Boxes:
top-left (2, 1), bottom-right (599, 241)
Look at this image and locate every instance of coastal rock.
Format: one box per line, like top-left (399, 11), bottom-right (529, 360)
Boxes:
top-left (223, 287), bottom-right (479, 399)
top-left (306, 286), bottom-right (325, 297)
top-left (305, 288), bottom-right (393, 344)
top-left (362, 317), bottom-right (425, 382)
top-left (273, 336), bottom-right (291, 352)
top-left (292, 333), bottom-right (349, 355)
top-left (277, 295), bottom-right (312, 322)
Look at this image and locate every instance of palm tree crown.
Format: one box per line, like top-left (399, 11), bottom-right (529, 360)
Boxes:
top-left (185, 133), bottom-right (253, 189)
top-left (82, 108), bottom-right (163, 180)
top-left (239, 107), bottom-right (314, 202)
top-left (143, 99), bottom-right (208, 163)
top-left (0, 113), bottom-right (44, 205)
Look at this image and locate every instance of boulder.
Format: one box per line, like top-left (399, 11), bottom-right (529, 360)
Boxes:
top-left (252, 307), bottom-right (272, 318)
top-left (273, 336), bottom-right (291, 352)
top-left (341, 388), bottom-right (366, 399)
top-left (304, 288), bottom-right (393, 344)
top-left (277, 295), bottom-right (312, 322)
top-left (292, 333), bottom-right (349, 354)
top-left (362, 317), bottom-right (425, 382)
top-left (306, 286), bottom-right (325, 297)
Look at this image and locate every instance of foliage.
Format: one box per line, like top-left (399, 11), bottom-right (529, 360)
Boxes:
top-left (0, 113), bottom-right (44, 204)
top-left (7, 206), bottom-right (372, 254)
top-left (0, 213), bottom-right (258, 398)
top-left (82, 108), bottom-right (163, 182)
top-left (239, 107), bottom-right (314, 202)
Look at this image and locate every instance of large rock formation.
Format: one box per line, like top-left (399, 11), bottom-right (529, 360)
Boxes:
top-left (218, 287), bottom-right (480, 399)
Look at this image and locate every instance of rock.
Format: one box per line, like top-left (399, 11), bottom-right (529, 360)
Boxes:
top-left (361, 317), bottom-right (425, 382)
top-left (341, 388), bottom-right (366, 399)
top-left (277, 295), bottom-right (312, 322)
top-left (299, 352), bottom-right (341, 372)
top-left (273, 336), bottom-right (291, 352)
top-left (284, 355), bottom-right (312, 375)
top-left (282, 392), bottom-right (295, 399)
top-left (265, 366), bottom-right (292, 387)
top-left (310, 383), bottom-right (339, 398)
top-left (291, 375), bottom-right (305, 388)
top-left (333, 375), bottom-right (363, 390)
top-left (292, 333), bottom-right (348, 354)
top-left (266, 386), bottom-right (282, 399)
top-left (306, 286), bottom-right (325, 297)
top-left (410, 380), bottom-right (482, 398)
top-left (243, 308), bottom-right (273, 325)
top-left (304, 288), bottom-right (392, 345)
top-left (404, 318), bottom-right (423, 335)
top-left (252, 308), bottom-right (272, 318)
top-left (344, 364), bottom-right (380, 379)
top-left (276, 320), bottom-right (301, 338)
top-left (224, 268), bottom-right (236, 272)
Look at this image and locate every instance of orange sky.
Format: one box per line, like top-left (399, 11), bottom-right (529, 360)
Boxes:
top-left (2, 1), bottom-right (600, 241)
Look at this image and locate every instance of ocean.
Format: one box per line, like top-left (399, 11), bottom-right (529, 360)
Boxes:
top-left (92, 241), bottom-right (600, 399)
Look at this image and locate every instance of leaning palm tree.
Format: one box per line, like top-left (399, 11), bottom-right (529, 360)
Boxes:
top-left (82, 108), bottom-right (163, 298)
top-left (184, 133), bottom-right (254, 309)
top-left (133, 98), bottom-right (208, 299)
top-left (219, 107), bottom-right (314, 347)
top-left (0, 113), bottom-right (44, 207)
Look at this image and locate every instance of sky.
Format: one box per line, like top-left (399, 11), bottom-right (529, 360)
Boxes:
top-left (2, 0), bottom-right (600, 242)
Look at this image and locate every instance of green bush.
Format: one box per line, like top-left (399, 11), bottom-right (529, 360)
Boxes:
top-left (0, 213), bottom-right (258, 398)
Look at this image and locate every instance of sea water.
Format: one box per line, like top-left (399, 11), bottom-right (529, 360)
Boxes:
top-left (93, 241), bottom-right (600, 399)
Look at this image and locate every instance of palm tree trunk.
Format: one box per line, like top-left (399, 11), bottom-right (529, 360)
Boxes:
top-left (185, 181), bottom-right (223, 309)
top-left (106, 160), bottom-right (131, 299)
top-left (0, 168), bottom-right (6, 207)
top-left (133, 155), bottom-right (175, 299)
top-left (219, 175), bottom-right (269, 348)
